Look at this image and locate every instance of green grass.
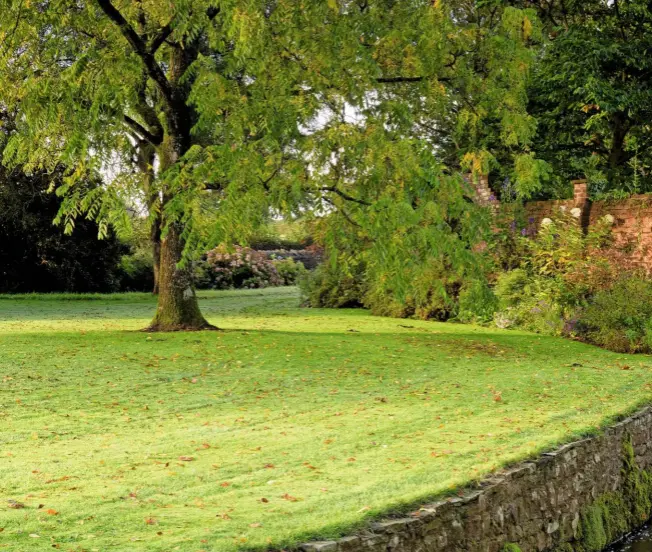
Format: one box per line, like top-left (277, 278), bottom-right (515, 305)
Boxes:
top-left (1, 287), bottom-right (652, 552)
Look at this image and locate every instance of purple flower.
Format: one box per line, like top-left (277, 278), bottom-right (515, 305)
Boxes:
top-left (528, 217), bottom-right (535, 223)
top-left (521, 228), bottom-right (528, 236)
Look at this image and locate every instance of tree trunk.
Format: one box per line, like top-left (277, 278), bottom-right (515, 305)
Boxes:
top-left (147, 45), bottom-right (213, 331)
top-left (148, 222), bottom-right (215, 331)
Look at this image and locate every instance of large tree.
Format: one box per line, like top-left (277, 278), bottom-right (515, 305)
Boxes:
top-left (0, 0), bottom-right (541, 329)
top-left (512, 0), bottom-right (652, 197)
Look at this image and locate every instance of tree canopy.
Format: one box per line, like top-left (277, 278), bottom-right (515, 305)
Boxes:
top-left (0, 1), bottom-right (542, 328)
top-left (518, 0), bottom-right (652, 198)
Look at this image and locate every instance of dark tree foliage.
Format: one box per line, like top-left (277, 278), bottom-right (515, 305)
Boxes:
top-left (0, 167), bottom-right (127, 293)
top-left (515, 0), bottom-right (652, 197)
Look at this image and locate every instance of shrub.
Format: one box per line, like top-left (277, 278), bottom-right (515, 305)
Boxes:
top-left (576, 276), bottom-right (652, 353)
top-left (493, 270), bottom-right (566, 334)
top-left (299, 259), bottom-right (366, 308)
top-left (273, 257), bottom-right (308, 286)
top-left (201, 245), bottom-right (282, 289)
top-left (119, 248), bottom-right (155, 292)
top-left (456, 279), bottom-right (499, 324)
top-left (492, 211), bottom-right (618, 337)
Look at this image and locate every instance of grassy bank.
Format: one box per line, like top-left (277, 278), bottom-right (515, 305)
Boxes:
top-left (1, 287), bottom-right (651, 551)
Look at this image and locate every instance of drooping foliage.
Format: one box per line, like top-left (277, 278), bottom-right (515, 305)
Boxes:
top-left (300, 2), bottom-right (544, 319)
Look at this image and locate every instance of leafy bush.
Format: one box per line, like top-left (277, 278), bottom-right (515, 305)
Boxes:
top-left (299, 259), bottom-right (366, 308)
top-left (119, 248), bottom-right (155, 292)
top-left (493, 271), bottom-right (566, 334)
top-left (200, 245), bottom-right (282, 289)
top-left (492, 211), bottom-right (617, 337)
top-left (577, 276), bottom-right (652, 353)
top-left (273, 258), bottom-right (308, 286)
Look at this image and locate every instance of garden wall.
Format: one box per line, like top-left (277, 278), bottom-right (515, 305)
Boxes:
top-left (298, 406), bottom-right (652, 552)
top-left (525, 181), bottom-right (652, 270)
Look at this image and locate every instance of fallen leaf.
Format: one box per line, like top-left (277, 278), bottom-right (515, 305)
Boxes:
top-left (249, 523), bottom-right (262, 528)
top-left (260, 498), bottom-right (269, 503)
top-left (46, 509), bottom-right (58, 515)
top-left (281, 493), bottom-right (300, 502)
top-left (7, 500), bottom-right (25, 509)
top-left (178, 456), bottom-right (194, 462)
top-left (145, 518), bottom-right (157, 525)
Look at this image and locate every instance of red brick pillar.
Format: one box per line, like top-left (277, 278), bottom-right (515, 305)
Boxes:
top-left (464, 173), bottom-right (496, 208)
top-left (572, 179), bottom-right (591, 232)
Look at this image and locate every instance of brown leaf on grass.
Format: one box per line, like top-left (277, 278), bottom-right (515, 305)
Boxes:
top-left (7, 500), bottom-right (25, 509)
top-left (220, 482), bottom-right (231, 487)
top-left (260, 498), bottom-right (269, 503)
top-left (250, 523), bottom-right (262, 528)
top-left (46, 509), bottom-right (58, 515)
top-left (145, 517), bottom-right (157, 525)
top-left (263, 463), bottom-right (275, 469)
top-left (217, 513), bottom-right (232, 520)
top-left (178, 456), bottom-right (194, 462)
top-left (45, 476), bottom-right (71, 484)
top-left (281, 493), bottom-right (300, 502)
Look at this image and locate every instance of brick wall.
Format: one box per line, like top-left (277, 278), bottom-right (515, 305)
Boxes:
top-left (524, 180), bottom-right (652, 270)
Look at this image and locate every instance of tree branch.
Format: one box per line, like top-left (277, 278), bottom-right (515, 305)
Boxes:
top-left (95, 0), bottom-right (175, 106)
top-left (124, 115), bottom-right (163, 145)
top-left (321, 186), bottom-right (371, 206)
top-left (149, 21), bottom-right (173, 53)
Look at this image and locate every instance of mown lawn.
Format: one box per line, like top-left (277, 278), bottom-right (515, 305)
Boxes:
top-left (1, 287), bottom-right (652, 552)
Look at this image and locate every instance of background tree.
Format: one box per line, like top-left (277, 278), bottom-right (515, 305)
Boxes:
top-left (514, 0), bottom-right (652, 197)
top-left (0, 165), bottom-right (126, 293)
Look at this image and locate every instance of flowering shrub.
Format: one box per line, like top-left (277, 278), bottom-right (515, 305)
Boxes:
top-left (200, 246), bottom-right (282, 289)
top-left (493, 210), bottom-right (619, 338)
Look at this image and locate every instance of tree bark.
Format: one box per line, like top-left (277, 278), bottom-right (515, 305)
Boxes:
top-left (148, 222), bottom-right (214, 331)
top-left (147, 45), bottom-right (214, 331)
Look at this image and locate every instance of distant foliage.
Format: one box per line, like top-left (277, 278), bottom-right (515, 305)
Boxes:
top-left (299, 258), bottom-right (367, 309)
top-left (199, 246), bottom-right (282, 290)
top-left (0, 167), bottom-right (127, 293)
top-left (119, 247), bottom-right (155, 293)
top-left (272, 258), bottom-right (308, 286)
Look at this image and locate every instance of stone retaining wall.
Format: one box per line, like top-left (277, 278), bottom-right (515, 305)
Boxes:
top-left (299, 407), bottom-right (652, 552)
